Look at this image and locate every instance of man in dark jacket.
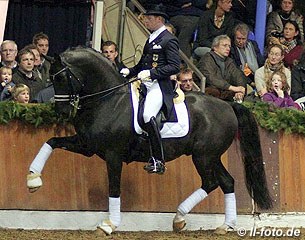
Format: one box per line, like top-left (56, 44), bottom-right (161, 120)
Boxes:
top-left (230, 23), bottom-right (265, 89)
top-left (120, 4), bottom-right (180, 174)
top-left (198, 34), bottom-right (247, 102)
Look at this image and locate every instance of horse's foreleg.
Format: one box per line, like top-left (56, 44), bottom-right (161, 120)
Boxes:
top-left (97, 153), bottom-right (122, 235)
top-left (27, 135), bottom-right (89, 192)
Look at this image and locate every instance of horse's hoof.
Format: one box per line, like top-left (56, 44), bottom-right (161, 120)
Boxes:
top-left (173, 220), bottom-right (186, 232)
top-left (97, 220), bottom-right (116, 235)
top-left (27, 172), bottom-right (42, 193)
top-left (214, 223), bottom-right (234, 235)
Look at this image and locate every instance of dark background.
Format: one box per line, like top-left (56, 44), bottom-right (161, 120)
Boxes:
top-left (4, 0), bottom-right (90, 56)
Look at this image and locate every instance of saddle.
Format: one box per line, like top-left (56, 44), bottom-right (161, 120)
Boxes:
top-left (131, 81), bottom-right (189, 139)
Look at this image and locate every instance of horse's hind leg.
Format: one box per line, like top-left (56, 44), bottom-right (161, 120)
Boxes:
top-left (214, 161), bottom-right (236, 234)
top-left (173, 154), bottom-right (219, 232)
top-left (27, 135), bottom-right (89, 192)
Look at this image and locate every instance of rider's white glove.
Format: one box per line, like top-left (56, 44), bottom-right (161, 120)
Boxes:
top-left (137, 70), bottom-right (151, 82)
top-left (120, 68), bottom-right (130, 77)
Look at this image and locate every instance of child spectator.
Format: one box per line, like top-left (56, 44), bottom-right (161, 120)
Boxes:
top-left (262, 70), bottom-right (300, 109)
top-left (0, 66), bottom-right (15, 101)
top-left (11, 84), bottom-right (30, 104)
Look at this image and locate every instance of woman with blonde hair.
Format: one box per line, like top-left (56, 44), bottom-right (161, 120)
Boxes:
top-left (255, 44), bottom-right (291, 97)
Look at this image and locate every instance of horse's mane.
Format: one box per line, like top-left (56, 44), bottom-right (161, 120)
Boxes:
top-left (60, 46), bottom-right (126, 85)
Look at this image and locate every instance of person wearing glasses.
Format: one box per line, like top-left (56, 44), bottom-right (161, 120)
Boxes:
top-left (198, 35), bottom-right (247, 102)
top-left (177, 68), bottom-right (200, 92)
top-left (0, 40), bottom-right (18, 73)
top-left (255, 44), bottom-right (291, 97)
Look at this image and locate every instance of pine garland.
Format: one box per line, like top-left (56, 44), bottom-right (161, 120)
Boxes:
top-left (0, 101), bottom-right (70, 127)
top-left (0, 101), bottom-right (305, 136)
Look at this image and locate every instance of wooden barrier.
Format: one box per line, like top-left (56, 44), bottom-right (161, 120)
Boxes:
top-left (0, 122), bottom-right (304, 214)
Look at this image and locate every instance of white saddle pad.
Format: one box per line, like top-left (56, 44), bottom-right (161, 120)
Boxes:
top-left (131, 84), bottom-right (189, 138)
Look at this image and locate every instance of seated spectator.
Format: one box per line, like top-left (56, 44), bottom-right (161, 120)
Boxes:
top-left (12, 48), bottom-right (45, 102)
top-left (198, 35), bottom-right (247, 102)
top-left (101, 41), bottom-right (126, 72)
top-left (193, 0), bottom-right (237, 59)
top-left (24, 44), bottom-right (51, 87)
top-left (291, 52), bottom-right (305, 104)
top-left (255, 44), bottom-right (291, 97)
top-left (0, 40), bottom-right (18, 73)
top-left (32, 32), bottom-right (52, 83)
top-left (11, 84), bottom-right (30, 104)
top-left (262, 70), bottom-right (300, 109)
top-left (164, 0), bottom-right (210, 58)
top-left (177, 68), bottom-right (200, 92)
top-left (268, 20), bottom-right (303, 69)
top-left (266, 0), bottom-right (304, 43)
top-left (0, 66), bottom-right (15, 101)
top-left (230, 23), bottom-right (265, 90)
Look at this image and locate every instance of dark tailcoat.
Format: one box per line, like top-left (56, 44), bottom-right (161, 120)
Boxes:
top-left (129, 29), bottom-right (181, 121)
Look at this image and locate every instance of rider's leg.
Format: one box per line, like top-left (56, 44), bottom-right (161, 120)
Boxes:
top-left (142, 80), bottom-right (164, 174)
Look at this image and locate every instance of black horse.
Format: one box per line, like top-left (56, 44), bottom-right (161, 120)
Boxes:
top-left (27, 47), bottom-right (272, 234)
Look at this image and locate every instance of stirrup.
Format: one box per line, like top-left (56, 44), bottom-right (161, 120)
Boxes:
top-left (27, 172), bottom-right (42, 193)
top-left (214, 223), bottom-right (235, 235)
top-left (143, 157), bottom-right (166, 174)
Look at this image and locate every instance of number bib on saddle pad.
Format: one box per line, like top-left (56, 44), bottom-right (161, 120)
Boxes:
top-left (130, 81), bottom-right (190, 138)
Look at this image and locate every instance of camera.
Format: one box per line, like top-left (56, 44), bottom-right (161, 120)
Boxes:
top-left (271, 31), bottom-right (284, 38)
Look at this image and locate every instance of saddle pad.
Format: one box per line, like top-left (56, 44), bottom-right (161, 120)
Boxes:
top-left (131, 82), bottom-right (189, 138)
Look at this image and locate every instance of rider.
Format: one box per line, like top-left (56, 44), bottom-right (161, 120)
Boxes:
top-left (120, 4), bottom-right (181, 174)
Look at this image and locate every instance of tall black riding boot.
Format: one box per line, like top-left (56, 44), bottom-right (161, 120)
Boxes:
top-left (143, 117), bottom-right (166, 174)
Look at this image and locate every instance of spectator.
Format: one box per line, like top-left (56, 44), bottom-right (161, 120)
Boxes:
top-left (255, 44), bottom-right (291, 97)
top-left (0, 40), bottom-right (18, 73)
top-left (262, 70), bottom-right (300, 109)
top-left (101, 41), bottom-right (126, 72)
top-left (164, 0), bottom-right (211, 58)
top-left (13, 48), bottom-right (45, 102)
top-left (230, 23), bottom-right (265, 90)
top-left (177, 67), bottom-right (201, 92)
top-left (266, 0), bottom-right (304, 42)
top-left (165, 22), bottom-right (176, 35)
top-left (268, 20), bottom-right (304, 69)
top-left (0, 66), bottom-right (15, 101)
top-left (291, 51), bottom-right (305, 102)
top-left (32, 32), bottom-right (52, 84)
top-left (193, 0), bottom-right (237, 59)
top-left (11, 83), bottom-right (30, 104)
top-left (24, 44), bottom-right (51, 87)
top-left (198, 35), bottom-right (247, 102)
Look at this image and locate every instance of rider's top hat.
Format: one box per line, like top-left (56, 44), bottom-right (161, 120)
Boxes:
top-left (143, 4), bottom-right (169, 20)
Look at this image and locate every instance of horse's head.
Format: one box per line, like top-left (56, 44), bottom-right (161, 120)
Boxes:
top-left (50, 47), bottom-right (123, 118)
top-left (50, 52), bottom-right (84, 118)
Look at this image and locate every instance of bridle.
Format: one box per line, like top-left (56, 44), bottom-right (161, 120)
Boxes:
top-left (50, 59), bottom-right (138, 116)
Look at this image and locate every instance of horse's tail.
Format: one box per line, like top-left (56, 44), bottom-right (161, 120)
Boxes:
top-left (231, 102), bottom-right (273, 210)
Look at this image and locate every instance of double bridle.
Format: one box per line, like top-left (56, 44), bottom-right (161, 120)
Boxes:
top-left (50, 61), bottom-right (138, 116)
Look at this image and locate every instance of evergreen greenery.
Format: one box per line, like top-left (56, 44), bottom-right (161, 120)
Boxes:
top-left (1, 101), bottom-right (305, 136)
top-left (0, 101), bottom-right (70, 127)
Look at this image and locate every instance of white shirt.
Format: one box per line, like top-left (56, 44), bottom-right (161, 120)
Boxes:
top-left (149, 25), bottom-right (166, 43)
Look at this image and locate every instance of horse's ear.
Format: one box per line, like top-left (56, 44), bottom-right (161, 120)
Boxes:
top-left (51, 54), bottom-right (61, 64)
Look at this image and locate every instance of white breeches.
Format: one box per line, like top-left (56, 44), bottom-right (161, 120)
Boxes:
top-left (143, 80), bottom-right (163, 123)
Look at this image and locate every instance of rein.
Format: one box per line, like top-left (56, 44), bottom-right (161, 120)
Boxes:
top-left (51, 64), bottom-right (139, 116)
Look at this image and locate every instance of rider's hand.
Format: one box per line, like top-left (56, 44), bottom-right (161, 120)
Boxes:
top-left (138, 70), bottom-right (151, 82)
top-left (120, 68), bottom-right (130, 77)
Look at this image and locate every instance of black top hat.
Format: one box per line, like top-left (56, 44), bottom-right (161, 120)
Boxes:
top-left (143, 4), bottom-right (169, 20)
